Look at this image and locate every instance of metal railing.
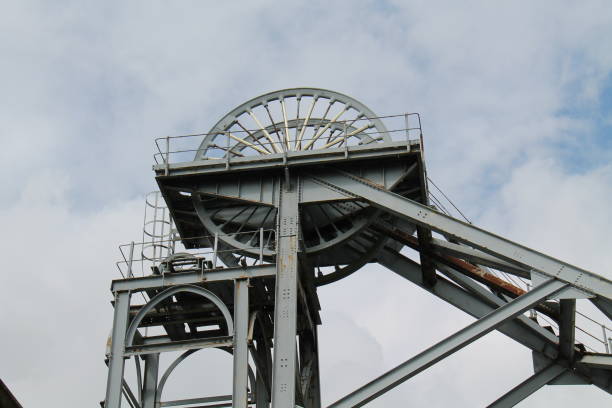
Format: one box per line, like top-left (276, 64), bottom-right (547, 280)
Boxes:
top-left (152, 113), bottom-right (424, 166)
top-left (429, 188), bottom-right (612, 354)
top-left (117, 229), bottom-right (276, 279)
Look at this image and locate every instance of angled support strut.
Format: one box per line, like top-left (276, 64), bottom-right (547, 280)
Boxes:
top-left (271, 176), bottom-right (301, 407)
top-left (309, 170), bottom-right (612, 299)
top-left (329, 279), bottom-right (567, 407)
top-left (487, 363), bottom-right (567, 407)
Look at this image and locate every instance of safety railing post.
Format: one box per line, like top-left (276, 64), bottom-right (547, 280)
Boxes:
top-left (418, 113), bottom-right (425, 159)
top-left (259, 228), bottom-right (264, 265)
top-left (127, 241), bottom-right (135, 278)
top-left (226, 132), bottom-right (231, 169)
top-left (603, 325), bottom-right (610, 353)
top-left (344, 122), bottom-right (348, 159)
top-left (165, 136), bottom-right (170, 176)
top-left (169, 216), bottom-right (176, 255)
top-left (404, 113), bottom-right (410, 151)
top-left (212, 232), bottom-right (219, 269)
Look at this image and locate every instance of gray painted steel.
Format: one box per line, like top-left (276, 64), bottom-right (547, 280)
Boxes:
top-left (309, 170), bottom-right (612, 298)
top-left (487, 364), bottom-right (567, 407)
top-left (124, 336), bottom-right (233, 356)
top-left (378, 250), bottom-right (562, 361)
top-left (0, 380), bottom-right (23, 408)
top-left (271, 176), bottom-right (300, 407)
top-left (111, 264), bottom-right (275, 292)
top-left (105, 291), bottom-right (130, 407)
top-left (104, 87), bottom-right (612, 407)
top-left (141, 354), bottom-right (158, 408)
top-left (328, 279), bottom-right (568, 407)
top-left (233, 279), bottom-right (250, 408)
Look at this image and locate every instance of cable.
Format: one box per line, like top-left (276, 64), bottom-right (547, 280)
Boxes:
top-left (428, 178), bottom-right (609, 353)
top-left (427, 177), bottom-right (471, 223)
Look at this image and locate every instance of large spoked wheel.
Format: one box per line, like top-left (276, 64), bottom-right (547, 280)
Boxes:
top-left (192, 88), bottom-right (391, 258)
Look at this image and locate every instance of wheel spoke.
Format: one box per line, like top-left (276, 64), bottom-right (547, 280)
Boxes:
top-left (303, 105), bottom-right (349, 150)
top-left (248, 109), bottom-right (282, 153)
top-left (236, 122), bottom-right (271, 153)
top-left (304, 99), bottom-right (333, 150)
top-left (318, 204), bottom-right (340, 234)
top-left (219, 205), bottom-right (250, 230)
top-left (296, 96), bottom-right (317, 150)
top-left (321, 123), bottom-right (373, 149)
top-left (295, 96), bottom-right (301, 149)
top-left (227, 132), bottom-right (271, 155)
top-left (264, 104), bottom-right (285, 151)
top-left (281, 98), bottom-right (291, 149)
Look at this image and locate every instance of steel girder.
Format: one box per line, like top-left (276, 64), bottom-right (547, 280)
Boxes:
top-left (487, 363), bottom-right (567, 407)
top-left (104, 262), bottom-right (275, 408)
top-left (105, 290), bottom-right (131, 407)
top-left (111, 264), bottom-right (275, 292)
top-left (233, 278), bottom-right (250, 408)
top-left (307, 169), bottom-right (612, 299)
top-left (307, 168), bottom-right (612, 406)
top-left (337, 278), bottom-right (567, 406)
top-left (380, 249), bottom-right (611, 405)
top-left (270, 175), bottom-right (301, 407)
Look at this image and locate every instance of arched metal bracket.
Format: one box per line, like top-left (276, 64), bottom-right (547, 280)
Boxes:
top-left (125, 285), bottom-right (234, 348)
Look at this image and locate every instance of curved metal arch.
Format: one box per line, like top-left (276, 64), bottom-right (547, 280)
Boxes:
top-left (190, 87), bottom-right (396, 264)
top-left (156, 348), bottom-right (257, 405)
top-left (125, 285), bottom-right (234, 348)
top-left (194, 87), bottom-right (390, 159)
top-left (191, 195), bottom-right (276, 258)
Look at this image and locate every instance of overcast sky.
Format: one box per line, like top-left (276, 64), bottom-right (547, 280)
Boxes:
top-left (1, 1), bottom-right (612, 407)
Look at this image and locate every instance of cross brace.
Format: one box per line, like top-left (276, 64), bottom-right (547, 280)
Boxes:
top-left (329, 278), bottom-right (567, 407)
top-left (487, 364), bottom-right (566, 407)
top-left (308, 170), bottom-right (612, 299)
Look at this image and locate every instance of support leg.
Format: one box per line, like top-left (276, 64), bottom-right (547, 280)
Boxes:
top-left (233, 278), bottom-right (250, 408)
top-left (271, 176), bottom-right (300, 407)
top-left (141, 354), bottom-right (159, 408)
top-left (105, 290), bottom-right (131, 408)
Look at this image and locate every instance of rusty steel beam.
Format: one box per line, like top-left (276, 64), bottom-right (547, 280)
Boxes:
top-left (375, 225), bottom-right (526, 297)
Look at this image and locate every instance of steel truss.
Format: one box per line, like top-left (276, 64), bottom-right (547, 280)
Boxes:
top-left (105, 101), bottom-right (611, 406)
top-left (309, 169), bottom-right (612, 406)
top-left (105, 174), bottom-right (611, 407)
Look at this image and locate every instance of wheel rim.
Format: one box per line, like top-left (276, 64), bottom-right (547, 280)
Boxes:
top-left (192, 88), bottom-right (391, 257)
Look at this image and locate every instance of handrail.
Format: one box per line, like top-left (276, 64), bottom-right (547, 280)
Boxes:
top-left (152, 112), bottom-right (423, 165)
top-left (116, 228), bottom-right (276, 279)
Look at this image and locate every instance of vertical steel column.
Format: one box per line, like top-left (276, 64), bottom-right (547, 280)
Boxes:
top-left (105, 290), bottom-right (131, 408)
top-left (271, 175), bottom-right (300, 407)
top-left (141, 354), bottom-right (159, 408)
top-left (233, 278), bottom-right (250, 408)
top-left (559, 299), bottom-right (576, 362)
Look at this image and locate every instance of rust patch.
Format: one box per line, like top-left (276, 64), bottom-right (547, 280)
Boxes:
top-left (376, 225), bottom-right (526, 297)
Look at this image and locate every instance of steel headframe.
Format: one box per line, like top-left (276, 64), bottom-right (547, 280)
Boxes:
top-left (103, 88), bottom-right (612, 408)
